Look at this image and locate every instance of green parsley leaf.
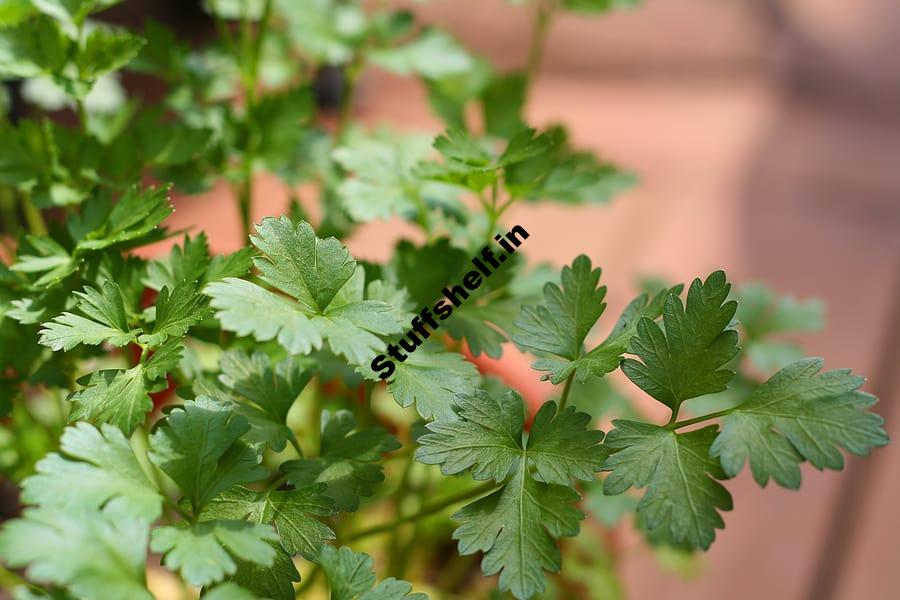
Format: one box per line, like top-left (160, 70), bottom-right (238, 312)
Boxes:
top-left (513, 255), bottom-right (606, 381)
top-left (215, 349), bottom-right (314, 451)
top-left (622, 271), bottom-right (740, 413)
top-left (149, 396), bottom-right (267, 512)
top-left (10, 239), bottom-right (65, 286)
top-left (138, 281), bottom-right (211, 347)
top-left (150, 520), bottom-right (278, 588)
top-left (0, 0), bottom-right (35, 27)
top-left (319, 545), bottom-right (428, 600)
top-left (278, 0), bottom-right (368, 63)
top-left (333, 131), bottom-right (462, 224)
top-left (281, 410), bottom-right (400, 512)
top-left (144, 233), bottom-right (253, 291)
top-left (420, 127), bottom-right (562, 193)
top-left (542, 284), bottom-right (683, 384)
top-left (68, 367), bottom-right (155, 435)
top-left (203, 583), bottom-right (258, 600)
top-left (417, 390), bottom-right (605, 484)
top-left (39, 281), bottom-right (137, 351)
top-left (0, 16), bottom-right (68, 78)
top-left (229, 544), bottom-right (300, 600)
top-left (76, 27), bottom-right (145, 82)
top-left (206, 217), bottom-right (403, 365)
top-left (72, 185), bottom-right (173, 251)
top-left (711, 358), bottom-right (889, 489)
top-left (453, 469), bottom-right (582, 600)
top-left (0, 506), bottom-right (152, 600)
top-left (602, 420), bottom-right (733, 550)
top-left (381, 345), bottom-right (479, 422)
top-left (200, 484), bottom-right (336, 559)
top-left (417, 390), bottom-right (604, 598)
top-left (21, 422), bottom-right (162, 521)
top-left (32, 0), bottom-right (123, 28)
top-left (370, 29), bottom-right (473, 79)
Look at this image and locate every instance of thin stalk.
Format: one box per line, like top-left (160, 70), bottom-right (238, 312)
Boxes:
top-left (266, 472), bottom-right (290, 492)
top-left (387, 455), bottom-right (417, 576)
top-left (0, 186), bottom-right (20, 240)
top-left (526, 0), bottom-right (558, 82)
top-left (557, 372), bottom-right (575, 412)
top-left (666, 408), bottom-right (734, 430)
top-left (485, 177), bottom-right (501, 243)
top-left (233, 0), bottom-right (273, 242)
top-left (393, 467), bottom-right (433, 578)
top-left (20, 193), bottom-right (46, 235)
top-left (336, 56), bottom-right (364, 140)
top-left (289, 436), bottom-right (304, 458)
top-left (344, 481), bottom-right (501, 543)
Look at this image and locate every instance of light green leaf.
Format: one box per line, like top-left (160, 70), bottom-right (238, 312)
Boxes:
top-left (278, 0), bottom-right (367, 64)
top-left (39, 281), bottom-right (138, 351)
top-left (382, 346), bottom-right (479, 421)
top-left (9, 235), bottom-right (76, 289)
top-left (68, 367), bottom-right (153, 436)
top-left (203, 583), bottom-right (259, 600)
top-left (151, 520), bottom-right (277, 587)
top-left (32, 0), bottom-right (123, 28)
top-left (0, 16), bottom-right (68, 78)
top-left (0, 0), bottom-right (35, 27)
top-left (76, 27), bottom-right (145, 80)
top-left (370, 29), bottom-right (473, 79)
top-left (206, 217), bottom-right (403, 366)
top-left (602, 420), bottom-right (733, 550)
top-left (334, 131), bottom-right (462, 224)
top-left (0, 506), bottom-right (152, 600)
top-left (711, 358), bottom-right (888, 488)
top-left (22, 422), bottom-right (162, 521)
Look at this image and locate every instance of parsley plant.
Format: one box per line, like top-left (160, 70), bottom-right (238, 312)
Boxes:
top-left (0, 1), bottom-right (887, 599)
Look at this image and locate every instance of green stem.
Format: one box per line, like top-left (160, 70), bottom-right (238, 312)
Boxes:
top-left (236, 177), bottom-right (253, 242)
top-left (289, 436), bottom-right (304, 458)
top-left (394, 467), bottom-right (432, 578)
top-left (344, 481), bottom-right (501, 543)
top-left (0, 186), bottom-right (20, 240)
top-left (558, 372), bottom-right (575, 412)
top-left (526, 0), bottom-right (558, 82)
top-left (20, 194), bottom-right (46, 235)
top-left (336, 56), bottom-right (364, 141)
top-left (666, 408), bottom-right (734, 430)
top-left (266, 472), bottom-right (290, 492)
top-left (485, 177), bottom-right (501, 243)
top-left (0, 564), bottom-right (28, 589)
top-left (233, 0), bottom-right (273, 243)
top-left (387, 455), bottom-right (417, 576)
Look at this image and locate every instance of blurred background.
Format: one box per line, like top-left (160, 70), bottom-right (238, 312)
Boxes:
top-left (6, 0), bottom-right (900, 598)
